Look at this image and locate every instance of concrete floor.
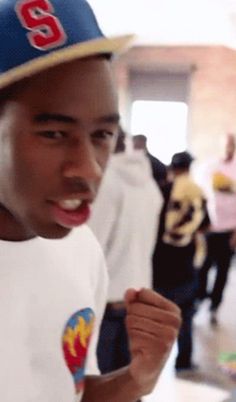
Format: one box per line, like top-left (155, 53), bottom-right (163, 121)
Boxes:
top-left (144, 264), bottom-right (236, 402)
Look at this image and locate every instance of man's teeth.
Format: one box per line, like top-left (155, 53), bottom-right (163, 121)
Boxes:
top-left (58, 200), bottom-right (82, 211)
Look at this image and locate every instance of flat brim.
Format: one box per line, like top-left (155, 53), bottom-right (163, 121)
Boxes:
top-left (0, 34), bottom-right (134, 90)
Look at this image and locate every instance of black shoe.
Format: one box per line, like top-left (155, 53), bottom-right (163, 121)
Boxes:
top-left (194, 294), bottom-right (209, 312)
top-left (210, 310), bottom-right (218, 326)
top-left (194, 299), bottom-right (202, 312)
top-left (175, 363), bottom-right (199, 373)
top-left (197, 292), bottom-right (209, 301)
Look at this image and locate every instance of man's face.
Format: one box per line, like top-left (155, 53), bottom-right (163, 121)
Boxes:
top-left (0, 57), bottom-right (119, 240)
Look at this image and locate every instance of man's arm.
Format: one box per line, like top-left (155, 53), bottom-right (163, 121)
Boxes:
top-left (82, 289), bottom-right (181, 401)
top-left (83, 367), bottom-right (143, 402)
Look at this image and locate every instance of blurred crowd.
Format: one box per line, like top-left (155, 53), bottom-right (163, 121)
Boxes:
top-left (89, 129), bottom-right (236, 375)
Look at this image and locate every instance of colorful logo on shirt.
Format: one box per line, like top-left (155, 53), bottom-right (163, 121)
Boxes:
top-left (62, 308), bottom-right (95, 394)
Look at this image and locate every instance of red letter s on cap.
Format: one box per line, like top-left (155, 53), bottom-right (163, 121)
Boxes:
top-left (16, 0), bottom-right (67, 50)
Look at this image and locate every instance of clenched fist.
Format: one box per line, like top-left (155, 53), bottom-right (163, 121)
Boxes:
top-left (125, 288), bottom-right (182, 396)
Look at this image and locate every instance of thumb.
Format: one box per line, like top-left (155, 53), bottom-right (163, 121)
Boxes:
top-left (124, 288), bottom-right (140, 307)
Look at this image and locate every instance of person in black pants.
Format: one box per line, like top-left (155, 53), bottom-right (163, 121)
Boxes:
top-left (197, 133), bottom-right (236, 325)
top-left (153, 151), bottom-right (209, 371)
top-left (197, 231), bottom-right (234, 323)
top-left (154, 241), bottom-right (197, 370)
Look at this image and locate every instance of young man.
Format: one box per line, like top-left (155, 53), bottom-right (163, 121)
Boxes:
top-left (153, 151), bottom-right (208, 371)
top-left (0, 1), bottom-right (181, 401)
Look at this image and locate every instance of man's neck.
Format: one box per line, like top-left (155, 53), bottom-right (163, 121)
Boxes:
top-left (0, 205), bottom-right (33, 241)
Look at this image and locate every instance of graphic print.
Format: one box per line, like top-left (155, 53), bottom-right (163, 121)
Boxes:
top-left (62, 308), bottom-right (95, 394)
top-left (15, 0), bottom-right (67, 50)
top-left (212, 171), bottom-right (236, 193)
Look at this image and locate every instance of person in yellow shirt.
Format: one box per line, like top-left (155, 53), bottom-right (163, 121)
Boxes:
top-left (153, 151), bottom-right (209, 371)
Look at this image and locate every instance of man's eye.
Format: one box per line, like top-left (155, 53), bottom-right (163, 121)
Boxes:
top-left (38, 131), bottom-right (67, 140)
top-left (92, 130), bottom-right (114, 141)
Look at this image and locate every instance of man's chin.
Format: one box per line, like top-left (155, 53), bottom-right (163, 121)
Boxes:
top-left (33, 223), bottom-right (73, 240)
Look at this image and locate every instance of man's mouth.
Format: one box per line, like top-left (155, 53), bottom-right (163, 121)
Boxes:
top-left (58, 199), bottom-right (83, 211)
top-left (50, 198), bottom-right (91, 229)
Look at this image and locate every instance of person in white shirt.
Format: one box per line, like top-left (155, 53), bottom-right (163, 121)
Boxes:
top-left (89, 128), bottom-right (163, 376)
top-left (0, 1), bottom-right (181, 401)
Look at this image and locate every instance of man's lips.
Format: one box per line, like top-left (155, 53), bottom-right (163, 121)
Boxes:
top-left (49, 200), bottom-right (91, 228)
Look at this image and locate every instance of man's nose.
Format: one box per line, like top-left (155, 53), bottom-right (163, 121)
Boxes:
top-left (62, 139), bottom-right (103, 183)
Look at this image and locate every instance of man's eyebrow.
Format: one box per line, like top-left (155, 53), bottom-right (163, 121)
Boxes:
top-left (33, 112), bottom-right (120, 125)
top-left (96, 113), bottom-right (120, 124)
top-left (34, 113), bottom-right (77, 124)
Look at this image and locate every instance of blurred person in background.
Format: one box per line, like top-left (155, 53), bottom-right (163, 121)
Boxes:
top-left (153, 151), bottom-right (209, 371)
top-left (89, 127), bottom-right (163, 383)
top-left (132, 134), bottom-right (167, 192)
top-left (197, 133), bottom-right (236, 325)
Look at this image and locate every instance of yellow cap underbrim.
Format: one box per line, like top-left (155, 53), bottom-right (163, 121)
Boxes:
top-left (0, 34), bottom-right (134, 90)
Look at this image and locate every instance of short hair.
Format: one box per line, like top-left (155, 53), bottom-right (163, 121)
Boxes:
top-left (0, 79), bottom-right (28, 108)
top-left (132, 134), bottom-right (147, 143)
top-left (170, 151), bottom-right (194, 170)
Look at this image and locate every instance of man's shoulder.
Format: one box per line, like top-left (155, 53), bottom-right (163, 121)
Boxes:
top-left (175, 175), bottom-right (204, 199)
top-left (62, 227), bottom-right (108, 282)
top-left (69, 225), bottom-right (104, 252)
top-left (147, 153), bottom-right (167, 183)
top-left (148, 153), bottom-right (166, 169)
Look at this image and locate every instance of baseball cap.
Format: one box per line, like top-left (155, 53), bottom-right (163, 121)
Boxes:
top-left (170, 151), bottom-right (194, 169)
top-left (0, 0), bottom-right (133, 90)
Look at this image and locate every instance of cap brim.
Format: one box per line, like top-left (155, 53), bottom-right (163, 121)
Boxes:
top-left (0, 34), bottom-right (134, 91)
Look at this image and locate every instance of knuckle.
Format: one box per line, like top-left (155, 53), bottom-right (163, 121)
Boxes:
top-left (158, 340), bottom-right (172, 355)
top-left (172, 328), bottom-right (179, 340)
top-left (165, 328), bottom-right (179, 343)
top-left (125, 314), bottom-right (135, 328)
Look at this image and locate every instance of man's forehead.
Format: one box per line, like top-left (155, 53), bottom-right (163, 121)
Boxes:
top-left (33, 57), bottom-right (112, 86)
top-left (9, 57), bottom-right (115, 99)
top-left (0, 56), bottom-right (119, 126)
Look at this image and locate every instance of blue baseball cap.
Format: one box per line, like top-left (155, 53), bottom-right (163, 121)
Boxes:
top-left (0, 0), bottom-right (133, 90)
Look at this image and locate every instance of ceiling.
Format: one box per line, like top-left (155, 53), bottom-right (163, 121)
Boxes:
top-left (88, 0), bottom-right (236, 49)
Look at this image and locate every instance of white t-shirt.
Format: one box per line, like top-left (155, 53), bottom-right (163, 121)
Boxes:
top-left (89, 151), bottom-right (163, 301)
top-left (196, 158), bottom-right (236, 231)
top-left (0, 226), bottom-right (108, 402)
